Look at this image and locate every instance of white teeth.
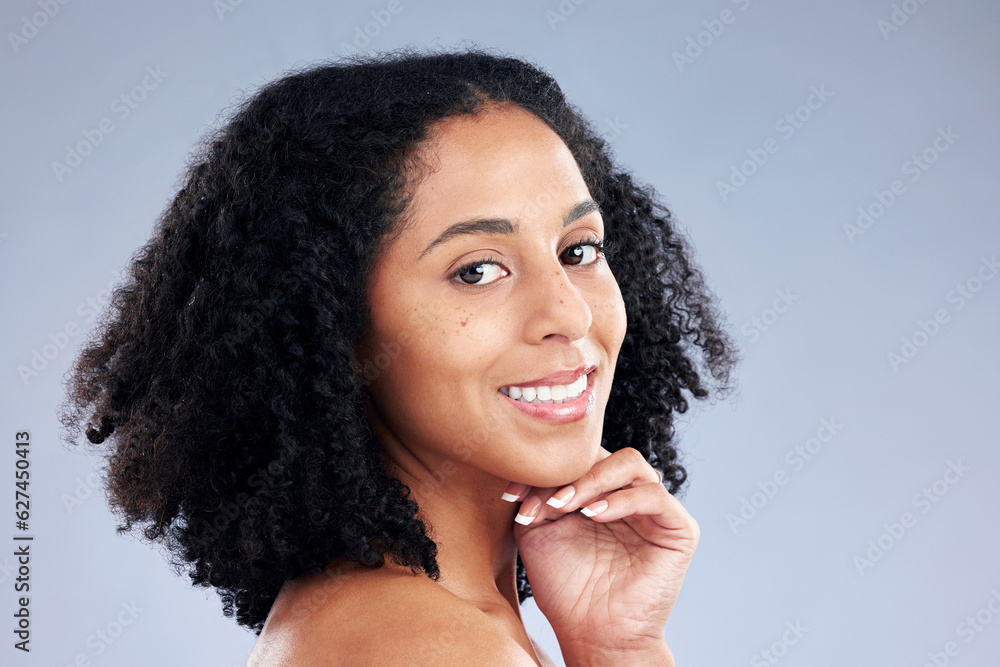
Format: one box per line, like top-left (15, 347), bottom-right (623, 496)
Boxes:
top-left (501, 373), bottom-right (588, 404)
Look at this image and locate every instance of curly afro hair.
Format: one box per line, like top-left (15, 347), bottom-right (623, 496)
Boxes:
top-left (59, 46), bottom-right (738, 634)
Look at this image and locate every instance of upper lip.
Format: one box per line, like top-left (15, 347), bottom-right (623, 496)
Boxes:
top-left (503, 364), bottom-right (597, 388)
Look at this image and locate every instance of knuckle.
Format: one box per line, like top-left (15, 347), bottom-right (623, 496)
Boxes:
top-left (617, 487), bottom-right (638, 512)
top-left (580, 466), bottom-right (602, 488)
top-left (622, 446), bottom-right (646, 465)
top-left (683, 516), bottom-right (701, 547)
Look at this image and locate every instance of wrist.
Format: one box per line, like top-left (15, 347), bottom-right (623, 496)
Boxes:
top-left (559, 637), bottom-right (675, 667)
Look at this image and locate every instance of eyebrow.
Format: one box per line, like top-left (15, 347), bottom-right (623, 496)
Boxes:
top-left (418, 199), bottom-right (601, 260)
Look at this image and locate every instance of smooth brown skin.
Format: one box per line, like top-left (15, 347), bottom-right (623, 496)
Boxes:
top-left (248, 103), bottom-right (695, 665)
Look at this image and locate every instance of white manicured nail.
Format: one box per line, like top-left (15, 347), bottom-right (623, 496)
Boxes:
top-left (514, 511), bottom-right (534, 525)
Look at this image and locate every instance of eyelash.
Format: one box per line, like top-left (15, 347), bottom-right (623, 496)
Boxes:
top-left (450, 234), bottom-right (607, 291)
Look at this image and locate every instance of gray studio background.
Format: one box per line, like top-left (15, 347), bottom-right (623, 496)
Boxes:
top-left (2, 1), bottom-right (998, 665)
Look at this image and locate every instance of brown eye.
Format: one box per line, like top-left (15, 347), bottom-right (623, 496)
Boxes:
top-left (562, 243), bottom-right (601, 267)
top-left (453, 260), bottom-right (508, 287)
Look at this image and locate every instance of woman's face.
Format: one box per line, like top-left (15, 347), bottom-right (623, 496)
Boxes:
top-left (355, 103), bottom-right (627, 489)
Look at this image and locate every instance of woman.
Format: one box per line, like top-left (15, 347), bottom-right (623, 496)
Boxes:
top-left (59, 47), bottom-right (737, 665)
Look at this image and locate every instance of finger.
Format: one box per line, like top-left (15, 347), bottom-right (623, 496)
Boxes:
top-left (505, 447), bottom-right (614, 509)
top-left (506, 448), bottom-right (609, 519)
top-left (545, 447), bottom-right (661, 514)
top-left (501, 481), bottom-right (530, 502)
top-left (580, 482), bottom-right (700, 551)
top-left (514, 494), bottom-right (547, 525)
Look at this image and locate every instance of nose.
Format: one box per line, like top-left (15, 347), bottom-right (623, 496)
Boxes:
top-left (522, 261), bottom-right (593, 343)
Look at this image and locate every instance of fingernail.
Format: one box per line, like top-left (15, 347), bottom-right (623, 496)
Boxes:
top-left (580, 499), bottom-right (608, 517)
top-left (501, 482), bottom-right (525, 502)
top-left (546, 485), bottom-right (576, 508)
top-left (514, 497), bottom-right (541, 525)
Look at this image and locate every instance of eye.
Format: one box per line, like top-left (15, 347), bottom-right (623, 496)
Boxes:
top-left (452, 255), bottom-right (509, 288)
top-left (562, 235), bottom-right (605, 267)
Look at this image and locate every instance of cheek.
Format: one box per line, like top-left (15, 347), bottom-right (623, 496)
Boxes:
top-left (376, 297), bottom-right (501, 398)
top-left (592, 275), bottom-right (628, 352)
top-left (407, 286), bottom-right (510, 357)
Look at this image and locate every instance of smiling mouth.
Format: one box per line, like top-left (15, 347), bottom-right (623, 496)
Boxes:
top-left (499, 369), bottom-right (594, 405)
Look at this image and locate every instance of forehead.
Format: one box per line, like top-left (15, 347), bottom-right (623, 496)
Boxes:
top-left (421, 102), bottom-right (562, 163)
top-left (396, 104), bottom-right (591, 242)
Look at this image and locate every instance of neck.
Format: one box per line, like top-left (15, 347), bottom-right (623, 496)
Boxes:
top-left (362, 392), bottom-right (525, 618)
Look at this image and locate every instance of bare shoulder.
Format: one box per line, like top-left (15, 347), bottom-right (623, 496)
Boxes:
top-left (247, 562), bottom-right (540, 666)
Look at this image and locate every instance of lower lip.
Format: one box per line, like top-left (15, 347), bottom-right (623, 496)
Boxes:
top-left (499, 372), bottom-right (595, 424)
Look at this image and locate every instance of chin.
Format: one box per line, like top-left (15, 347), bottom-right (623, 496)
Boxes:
top-left (517, 453), bottom-right (598, 489)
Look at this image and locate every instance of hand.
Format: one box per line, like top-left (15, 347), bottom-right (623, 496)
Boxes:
top-left (503, 447), bottom-right (699, 660)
